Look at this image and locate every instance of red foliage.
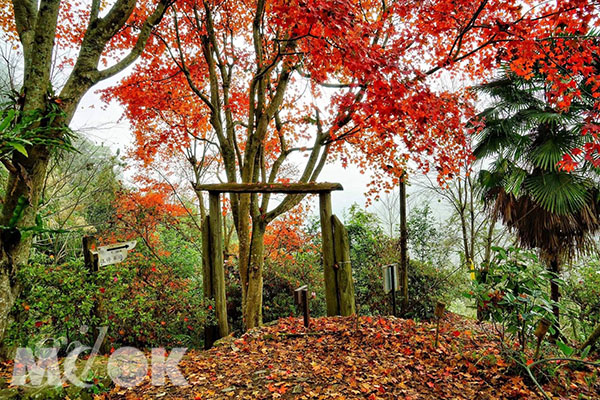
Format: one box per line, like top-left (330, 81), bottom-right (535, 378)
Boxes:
top-left (104, 182), bottom-right (186, 246)
top-left (264, 203), bottom-right (314, 262)
top-left (100, 1), bottom-right (600, 194)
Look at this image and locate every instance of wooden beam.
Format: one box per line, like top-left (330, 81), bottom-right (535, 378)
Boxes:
top-left (194, 182), bottom-right (343, 193)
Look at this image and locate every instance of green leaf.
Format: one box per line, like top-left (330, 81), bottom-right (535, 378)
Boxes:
top-left (7, 141), bottom-right (28, 157)
top-left (581, 345), bottom-right (591, 359)
top-left (557, 340), bottom-right (575, 357)
top-left (0, 109), bottom-right (15, 132)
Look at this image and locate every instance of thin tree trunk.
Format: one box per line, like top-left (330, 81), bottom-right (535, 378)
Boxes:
top-left (244, 219), bottom-right (265, 329)
top-left (399, 174), bottom-right (409, 315)
top-left (581, 323), bottom-right (600, 351)
top-left (549, 258), bottom-right (561, 343)
top-left (477, 217), bottom-right (496, 320)
top-left (467, 176), bottom-right (476, 266)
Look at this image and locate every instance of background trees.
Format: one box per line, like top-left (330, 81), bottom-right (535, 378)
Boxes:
top-left (475, 66), bottom-right (600, 340)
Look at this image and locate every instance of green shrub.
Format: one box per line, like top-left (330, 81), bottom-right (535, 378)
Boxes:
top-left (561, 258), bottom-right (600, 344)
top-left (6, 252), bottom-right (211, 352)
top-left (405, 260), bottom-right (461, 320)
top-left (6, 260), bottom-right (97, 352)
top-left (466, 246), bottom-right (556, 351)
top-left (346, 204), bottom-right (459, 319)
top-left (263, 251), bottom-right (326, 323)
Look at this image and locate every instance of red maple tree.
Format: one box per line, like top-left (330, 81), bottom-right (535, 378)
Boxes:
top-left (103, 0), bottom-right (600, 328)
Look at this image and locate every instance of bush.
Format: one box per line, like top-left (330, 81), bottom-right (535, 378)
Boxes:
top-left (6, 251), bottom-right (211, 352)
top-left (6, 260), bottom-right (97, 352)
top-left (466, 246), bottom-right (556, 351)
top-left (405, 260), bottom-right (461, 320)
top-left (346, 204), bottom-right (459, 319)
top-left (263, 253), bottom-right (326, 322)
top-left (97, 252), bottom-right (211, 349)
top-left (562, 258), bottom-right (600, 344)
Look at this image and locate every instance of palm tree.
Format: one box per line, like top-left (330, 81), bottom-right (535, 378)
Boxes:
top-left (474, 67), bottom-right (600, 341)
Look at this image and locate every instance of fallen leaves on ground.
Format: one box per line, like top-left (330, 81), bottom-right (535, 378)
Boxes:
top-left (103, 315), bottom-right (599, 399)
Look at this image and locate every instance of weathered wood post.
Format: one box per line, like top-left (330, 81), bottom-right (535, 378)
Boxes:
top-left (82, 236), bottom-right (99, 273)
top-left (319, 192), bottom-right (339, 316)
top-left (82, 236), bottom-right (104, 350)
top-left (201, 215), bottom-right (218, 348)
top-left (320, 192), bottom-right (356, 316)
top-left (294, 285), bottom-right (310, 328)
top-left (202, 192), bottom-right (229, 348)
top-left (332, 215), bottom-right (356, 316)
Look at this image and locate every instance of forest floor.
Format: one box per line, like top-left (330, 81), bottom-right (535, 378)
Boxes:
top-left (1, 314), bottom-right (599, 399)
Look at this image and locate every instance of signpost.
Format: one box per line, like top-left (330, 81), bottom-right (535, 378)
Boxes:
top-left (96, 241), bottom-right (137, 267)
top-left (294, 285), bottom-right (310, 328)
top-left (382, 264), bottom-right (400, 316)
top-left (82, 236), bottom-right (137, 354)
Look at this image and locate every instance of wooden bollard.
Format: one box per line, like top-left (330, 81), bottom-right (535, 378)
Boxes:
top-left (294, 285), bottom-right (310, 328)
top-left (434, 301), bottom-right (446, 348)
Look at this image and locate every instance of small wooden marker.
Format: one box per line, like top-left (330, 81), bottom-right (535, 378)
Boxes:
top-left (434, 301), bottom-right (446, 348)
top-left (294, 285), bottom-right (310, 328)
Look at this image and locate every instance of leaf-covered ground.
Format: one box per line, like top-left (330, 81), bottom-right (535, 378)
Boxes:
top-left (106, 315), bottom-right (598, 400)
top-left (1, 315), bottom-right (598, 399)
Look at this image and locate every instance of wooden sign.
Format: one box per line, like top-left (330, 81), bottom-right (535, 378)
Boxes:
top-left (96, 241), bottom-right (137, 267)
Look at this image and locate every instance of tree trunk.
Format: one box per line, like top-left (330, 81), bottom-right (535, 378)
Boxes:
top-left (244, 219), bottom-right (266, 329)
top-left (0, 266), bottom-right (19, 355)
top-left (0, 144), bottom-right (52, 348)
top-left (399, 174), bottom-right (409, 315)
top-left (477, 218), bottom-right (496, 320)
top-left (581, 323), bottom-right (600, 351)
top-left (549, 258), bottom-right (561, 343)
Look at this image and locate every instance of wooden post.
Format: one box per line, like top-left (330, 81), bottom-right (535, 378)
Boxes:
top-left (82, 236), bottom-right (103, 350)
top-left (201, 215), bottom-right (219, 349)
top-left (434, 301), bottom-right (446, 348)
top-left (82, 236), bottom-right (99, 273)
top-left (332, 215), bottom-right (356, 316)
top-left (319, 192), bottom-right (339, 316)
top-left (294, 285), bottom-right (310, 328)
top-left (208, 192), bottom-right (229, 341)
